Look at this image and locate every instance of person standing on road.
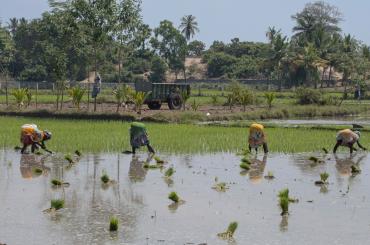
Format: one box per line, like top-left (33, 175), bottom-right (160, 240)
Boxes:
top-left (248, 123), bottom-right (268, 154)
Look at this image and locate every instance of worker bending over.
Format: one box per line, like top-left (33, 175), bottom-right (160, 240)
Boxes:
top-left (129, 122), bottom-right (155, 154)
top-left (20, 124), bottom-right (52, 154)
top-left (248, 123), bottom-right (268, 154)
top-left (333, 129), bottom-right (366, 154)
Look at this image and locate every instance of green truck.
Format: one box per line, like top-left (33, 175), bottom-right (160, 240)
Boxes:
top-left (135, 81), bottom-right (191, 110)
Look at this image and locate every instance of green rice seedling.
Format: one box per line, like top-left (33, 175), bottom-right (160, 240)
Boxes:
top-left (154, 156), bottom-right (165, 164)
top-left (143, 164), bottom-right (159, 169)
top-left (351, 165), bottom-right (361, 174)
top-left (51, 199), bottom-right (65, 210)
top-left (14, 146), bottom-right (22, 151)
top-left (264, 171), bottom-right (275, 180)
top-left (64, 154), bottom-right (74, 164)
top-left (322, 148), bottom-right (329, 154)
top-left (33, 168), bottom-right (43, 175)
top-left (109, 216), bottom-right (119, 231)
top-left (320, 172), bottom-right (329, 183)
top-left (217, 221), bottom-right (238, 240)
top-left (278, 188), bottom-right (289, 200)
top-left (101, 171), bottom-right (110, 184)
top-left (74, 150), bottom-right (82, 157)
top-left (35, 151), bottom-right (43, 155)
top-left (241, 157), bottom-right (251, 164)
top-left (315, 172), bottom-right (329, 185)
top-left (240, 162), bottom-right (250, 171)
top-left (309, 156), bottom-right (319, 163)
top-left (168, 192), bottom-right (180, 203)
top-left (278, 188), bottom-right (297, 203)
top-left (212, 182), bottom-right (229, 192)
top-left (279, 197), bottom-right (289, 216)
top-left (51, 179), bottom-right (62, 186)
top-left (164, 167), bottom-right (175, 178)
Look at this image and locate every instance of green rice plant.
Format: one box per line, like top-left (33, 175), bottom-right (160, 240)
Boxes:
top-left (320, 172), bottom-right (329, 183)
top-left (14, 146), bottom-right (22, 151)
top-left (264, 92), bottom-right (275, 109)
top-left (322, 147), bottom-right (329, 154)
top-left (264, 171), bottom-right (275, 180)
top-left (278, 188), bottom-right (289, 200)
top-left (143, 164), bottom-right (160, 169)
top-left (217, 221), bottom-right (238, 239)
top-left (154, 156), bottom-right (164, 164)
top-left (51, 179), bottom-right (62, 186)
top-left (69, 86), bottom-right (86, 110)
top-left (240, 162), bottom-right (250, 171)
top-left (11, 88), bottom-right (27, 109)
top-left (109, 216), bottom-right (119, 231)
top-left (168, 191), bottom-right (180, 203)
top-left (241, 157), bottom-right (251, 164)
top-left (164, 167), bottom-right (175, 178)
top-left (190, 99), bottom-right (200, 111)
top-left (351, 165), bottom-right (361, 174)
top-left (33, 167), bottom-right (43, 175)
top-left (74, 150), bottom-right (82, 157)
top-left (64, 154), bottom-right (74, 164)
top-left (101, 171), bottom-right (110, 184)
top-left (309, 156), bottom-right (319, 163)
top-left (51, 199), bottom-right (65, 210)
top-left (212, 182), bottom-right (229, 192)
top-left (279, 197), bottom-right (289, 216)
top-left (132, 91), bottom-right (148, 114)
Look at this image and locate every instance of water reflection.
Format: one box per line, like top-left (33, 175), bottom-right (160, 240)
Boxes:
top-left (128, 154), bottom-right (153, 183)
top-left (249, 154), bottom-right (267, 184)
top-left (19, 154), bottom-right (50, 179)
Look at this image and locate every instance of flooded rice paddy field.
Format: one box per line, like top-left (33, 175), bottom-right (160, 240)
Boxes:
top-left (0, 149), bottom-right (370, 245)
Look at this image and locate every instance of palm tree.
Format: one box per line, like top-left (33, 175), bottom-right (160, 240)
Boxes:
top-left (7, 18), bottom-right (18, 36)
top-left (179, 15), bottom-right (199, 41)
top-left (266, 26), bottom-right (278, 44)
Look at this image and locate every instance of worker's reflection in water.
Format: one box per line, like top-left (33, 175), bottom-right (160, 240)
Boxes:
top-left (249, 154), bottom-right (268, 184)
top-left (20, 154), bottom-right (50, 179)
top-left (128, 154), bottom-right (153, 183)
top-left (334, 153), bottom-right (366, 177)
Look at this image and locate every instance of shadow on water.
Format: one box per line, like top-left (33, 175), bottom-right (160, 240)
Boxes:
top-left (0, 149), bottom-right (369, 245)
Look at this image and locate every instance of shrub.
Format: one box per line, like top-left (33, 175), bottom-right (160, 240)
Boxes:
top-left (11, 88), bottom-right (27, 109)
top-left (69, 86), bottom-right (86, 110)
top-left (295, 87), bottom-right (322, 105)
top-left (264, 92), bottom-right (275, 108)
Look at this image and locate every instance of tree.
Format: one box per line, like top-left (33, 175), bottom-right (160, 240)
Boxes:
top-left (187, 40), bottom-right (205, 57)
top-left (151, 20), bottom-right (187, 79)
top-left (148, 55), bottom-right (167, 83)
top-left (179, 15), bottom-right (199, 41)
top-left (292, 1), bottom-right (342, 43)
top-left (132, 91), bottom-right (147, 114)
top-left (206, 52), bottom-right (236, 78)
top-left (266, 26), bottom-right (279, 44)
top-left (69, 86), bottom-right (86, 110)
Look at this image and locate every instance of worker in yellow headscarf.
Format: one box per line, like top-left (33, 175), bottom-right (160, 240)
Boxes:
top-left (333, 129), bottom-right (366, 154)
top-left (248, 123), bottom-right (268, 154)
top-left (20, 124), bottom-right (52, 154)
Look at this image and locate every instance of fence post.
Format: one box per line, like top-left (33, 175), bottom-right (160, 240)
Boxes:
top-left (36, 82), bottom-right (38, 109)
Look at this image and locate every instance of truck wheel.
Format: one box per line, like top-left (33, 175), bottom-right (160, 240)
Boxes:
top-left (148, 101), bottom-right (162, 110)
top-left (168, 93), bottom-right (182, 110)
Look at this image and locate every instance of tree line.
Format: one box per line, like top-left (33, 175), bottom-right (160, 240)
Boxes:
top-left (0, 1), bottom-right (369, 90)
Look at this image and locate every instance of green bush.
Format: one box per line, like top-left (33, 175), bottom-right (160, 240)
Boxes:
top-left (295, 87), bottom-right (322, 105)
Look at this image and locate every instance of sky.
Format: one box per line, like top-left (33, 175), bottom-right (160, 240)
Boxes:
top-left (1, 0), bottom-right (370, 46)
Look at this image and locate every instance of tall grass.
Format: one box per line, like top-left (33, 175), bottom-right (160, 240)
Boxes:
top-left (1, 116), bottom-right (369, 153)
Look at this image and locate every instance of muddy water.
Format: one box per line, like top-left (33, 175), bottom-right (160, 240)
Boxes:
top-left (0, 149), bottom-right (369, 245)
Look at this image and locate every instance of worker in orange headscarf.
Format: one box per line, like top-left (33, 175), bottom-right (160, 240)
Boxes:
top-left (248, 123), bottom-right (268, 154)
top-left (333, 129), bottom-right (366, 154)
top-left (20, 124), bottom-right (52, 154)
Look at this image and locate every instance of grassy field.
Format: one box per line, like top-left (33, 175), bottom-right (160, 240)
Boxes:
top-left (1, 116), bottom-right (369, 154)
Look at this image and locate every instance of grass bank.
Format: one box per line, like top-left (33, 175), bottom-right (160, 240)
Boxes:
top-left (0, 104), bottom-right (368, 123)
top-left (1, 116), bottom-right (369, 154)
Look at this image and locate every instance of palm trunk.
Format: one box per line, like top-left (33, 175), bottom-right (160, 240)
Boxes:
top-left (94, 47), bottom-right (97, 112)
